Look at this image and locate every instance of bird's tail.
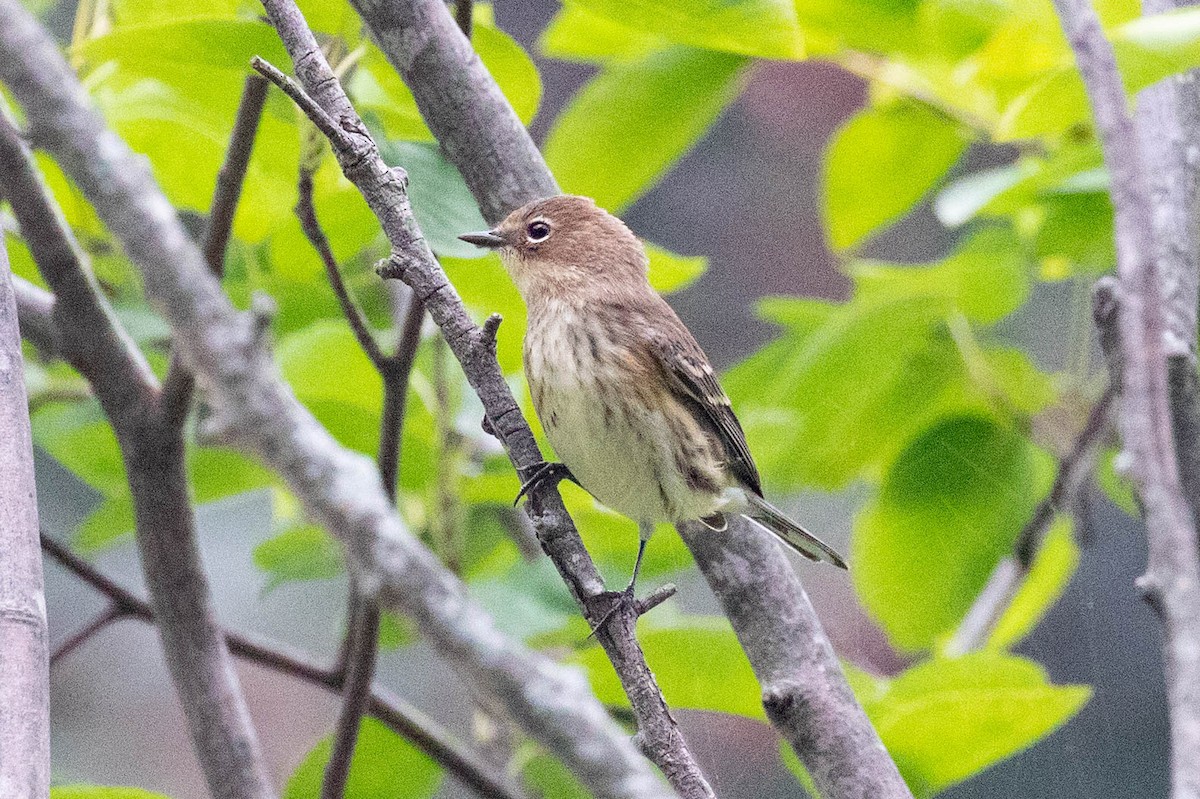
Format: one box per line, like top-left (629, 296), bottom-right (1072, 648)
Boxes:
top-left (744, 493), bottom-right (848, 570)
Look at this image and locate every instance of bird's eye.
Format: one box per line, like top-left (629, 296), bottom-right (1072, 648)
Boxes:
top-left (526, 220), bottom-right (551, 243)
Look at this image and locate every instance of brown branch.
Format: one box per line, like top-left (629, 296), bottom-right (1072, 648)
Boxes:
top-left (947, 387), bottom-right (1114, 655)
top-left (161, 73), bottom-right (270, 428)
top-left (1052, 2), bottom-right (1200, 797)
top-left (454, 0), bottom-right (472, 38)
top-left (49, 605), bottom-right (126, 668)
top-left (0, 237), bottom-right (50, 799)
top-left (349, 0), bottom-right (912, 794)
top-left (253, 7), bottom-right (710, 793)
top-left (12, 275), bottom-right (58, 357)
top-left (40, 533), bottom-right (524, 799)
top-left (322, 596), bottom-right (381, 799)
top-left (0, 100), bottom-right (275, 799)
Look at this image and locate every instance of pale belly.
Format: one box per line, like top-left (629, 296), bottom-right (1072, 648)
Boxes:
top-left (526, 314), bottom-right (729, 525)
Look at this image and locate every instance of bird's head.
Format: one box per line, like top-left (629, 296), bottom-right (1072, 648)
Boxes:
top-left (459, 195), bottom-right (648, 301)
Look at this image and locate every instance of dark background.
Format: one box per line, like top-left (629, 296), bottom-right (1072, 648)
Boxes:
top-left (40, 2), bottom-right (1168, 796)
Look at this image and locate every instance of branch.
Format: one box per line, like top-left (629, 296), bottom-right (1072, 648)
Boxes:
top-left (12, 276), bottom-right (58, 357)
top-left (253, 7), bottom-right (711, 792)
top-left (1052, 2), bottom-right (1200, 798)
top-left (947, 387), bottom-right (1114, 656)
top-left (161, 73), bottom-right (270, 427)
top-left (40, 534), bottom-right (524, 799)
top-left (0, 5), bottom-right (668, 796)
top-left (0, 235), bottom-right (50, 799)
top-left (0, 99), bottom-right (275, 799)
top-left (349, 0), bottom-right (911, 791)
top-left (678, 519), bottom-right (910, 798)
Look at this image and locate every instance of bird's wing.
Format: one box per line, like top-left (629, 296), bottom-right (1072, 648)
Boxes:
top-left (647, 321), bottom-right (763, 497)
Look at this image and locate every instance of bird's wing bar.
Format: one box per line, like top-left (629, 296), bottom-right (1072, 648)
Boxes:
top-left (650, 333), bottom-right (764, 497)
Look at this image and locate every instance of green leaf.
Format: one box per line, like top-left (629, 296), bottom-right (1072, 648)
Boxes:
top-left (76, 495), bottom-right (136, 552)
top-left (645, 243), bottom-right (707, 293)
top-left (377, 611), bottom-right (416, 651)
top-left (470, 559), bottom-right (578, 641)
top-left (565, 0), bottom-right (804, 60)
top-left (988, 517), bottom-right (1079, 650)
top-left (521, 753), bottom-right (593, 799)
top-left (982, 347), bottom-right (1058, 415)
top-left (995, 69), bottom-right (1090, 142)
top-left (278, 321), bottom-right (383, 412)
top-left (867, 653), bottom-right (1090, 793)
top-left (1034, 191), bottom-right (1116, 276)
top-left (543, 47), bottom-right (746, 212)
top-left (823, 102), bottom-right (968, 251)
top-left (373, 140), bottom-right (489, 260)
top-left (794, 0), bottom-right (922, 54)
top-left (725, 296), bottom-right (970, 490)
top-left (853, 414), bottom-right (1049, 651)
top-left (284, 718), bottom-right (442, 799)
top-left (76, 19), bottom-right (290, 72)
top-left (539, 2), bottom-right (668, 63)
top-left (253, 525), bottom-right (344, 592)
top-left (52, 788), bottom-right (172, 799)
top-left (574, 616), bottom-right (763, 719)
top-left (849, 226), bottom-right (1029, 324)
top-left (1113, 6), bottom-right (1200, 93)
top-left (934, 164), bottom-right (1027, 228)
top-left (442, 254), bottom-right (527, 374)
top-left (32, 401), bottom-right (126, 495)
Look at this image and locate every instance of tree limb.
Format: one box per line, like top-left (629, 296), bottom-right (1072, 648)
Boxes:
top-left (0, 4), bottom-right (668, 796)
top-left (349, 0), bottom-right (911, 792)
top-left (0, 100), bottom-right (275, 799)
top-left (40, 533), bottom-right (525, 799)
top-left (0, 231), bottom-right (50, 799)
top-left (12, 275), bottom-right (57, 357)
top-left (253, 2), bottom-right (712, 789)
top-left (1051, 2), bottom-right (1200, 797)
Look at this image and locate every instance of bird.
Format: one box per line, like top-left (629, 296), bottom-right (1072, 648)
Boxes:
top-left (459, 195), bottom-right (846, 603)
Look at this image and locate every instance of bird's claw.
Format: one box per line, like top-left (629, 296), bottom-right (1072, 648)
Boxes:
top-left (513, 461), bottom-right (578, 506)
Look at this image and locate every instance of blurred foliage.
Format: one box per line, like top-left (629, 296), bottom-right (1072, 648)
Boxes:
top-left (14, 0), bottom-right (1188, 794)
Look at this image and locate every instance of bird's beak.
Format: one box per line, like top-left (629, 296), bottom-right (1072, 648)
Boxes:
top-left (458, 230), bottom-right (506, 249)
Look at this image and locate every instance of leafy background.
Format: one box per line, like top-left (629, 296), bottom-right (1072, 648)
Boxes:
top-left (12, 0), bottom-right (1179, 796)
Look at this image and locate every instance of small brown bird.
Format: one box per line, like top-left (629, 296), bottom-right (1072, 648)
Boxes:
top-left (460, 195), bottom-right (846, 597)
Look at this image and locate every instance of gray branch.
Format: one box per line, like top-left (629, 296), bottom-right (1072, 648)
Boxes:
top-left (0, 3), bottom-right (668, 797)
top-left (0, 231), bottom-right (49, 799)
top-left (1052, 2), bottom-right (1200, 797)
top-left (0, 95), bottom-right (275, 799)
top-left (12, 276), bottom-right (57, 357)
top-left (350, 0), bottom-right (911, 792)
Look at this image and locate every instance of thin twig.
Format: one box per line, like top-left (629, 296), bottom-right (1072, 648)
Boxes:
top-left (946, 387), bottom-right (1114, 655)
top-left (12, 275), bottom-right (58, 357)
top-left (1052, 2), bottom-right (1200, 797)
top-left (39, 534), bottom-right (524, 799)
top-left (253, 11), bottom-right (706, 793)
top-left (49, 605), bottom-right (127, 668)
top-left (454, 0), bottom-right (472, 38)
top-left (161, 73), bottom-right (270, 428)
top-left (322, 597), bottom-right (381, 799)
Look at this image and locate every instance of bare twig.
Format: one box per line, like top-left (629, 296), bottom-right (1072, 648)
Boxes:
top-left (0, 235), bottom-right (49, 799)
top-left (1052, 2), bottom-right (1200, 797)
top-left (161, 73), bottom-right (270, 428)
top-left (39, 534), bottom-right (524, 799)
top-left (0, 4), bottom-right (664, 794)
top-left (0, 101), bottom-right (275, 799)
top-left (253, 5), bottom-right (710, 793)
top-left (454, 0), bottom-right (472, 38)
top-left (49, 605), bottom-right (126, 668)
top-left (322, 596), bottom-right (381, 799)
top-left (947, 387), bottom-right (1114, 655)
top-left (348, 0), bottom-right (911, 793)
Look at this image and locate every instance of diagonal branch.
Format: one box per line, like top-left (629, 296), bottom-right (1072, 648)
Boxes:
top-left (40, 533), bottom-right (524, 799)
top-left (947, 387), bottom-right (1114, 656)
top-left (0, 4), bottom-right (668, 796)
top-left (252, 6), bottom-right (712, 790)
top-left (349, 0), bottom-right (911, 795)
top-left (1051, 2), bottom-right (1200, 798)
top-left (0, 101), bottom-right (275, 799)
top-left (12, 276), bottom-right (57, 357)
top-left (0, 234), bottom-right (50, 799)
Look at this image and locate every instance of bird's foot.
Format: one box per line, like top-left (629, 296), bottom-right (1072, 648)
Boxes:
top-left (584, 582), bottom-right (676, 640)
top-left (513, 461), bottom-right (578, 506)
